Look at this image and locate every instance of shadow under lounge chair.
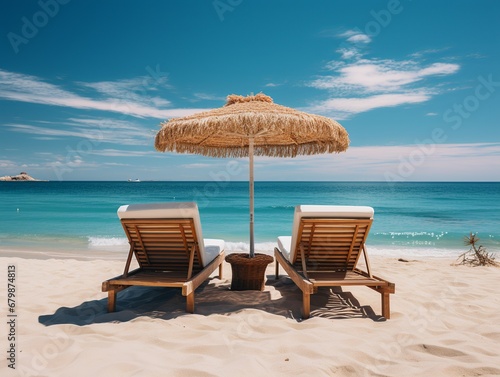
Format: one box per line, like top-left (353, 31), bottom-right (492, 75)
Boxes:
top-left (274, 205), bottom-right (395, 319)
top-left (102, 202), bottom-right (225, 313)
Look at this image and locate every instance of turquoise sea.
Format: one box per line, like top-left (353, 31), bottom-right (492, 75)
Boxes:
top-left (0, 181), bottom-right (499, 258)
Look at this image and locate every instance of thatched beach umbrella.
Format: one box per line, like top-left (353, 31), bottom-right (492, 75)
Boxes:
top-left (155, 93), bottom-right (349, 258)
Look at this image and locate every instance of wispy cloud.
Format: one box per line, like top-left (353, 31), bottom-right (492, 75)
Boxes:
top-left (306, 32), bottom-right (460, 119)
top-left (0, 159), bottom-right (18, 168)
top-left (264, 82), bottom-right (281, 88)
top-left (337, 48), bottom-right (362, 60)
top-left (102, 162), bottom-right (131, 166)
top-left (182, 163), bottom-right (214, 169)
top-left (307, 92), bottom-right (431, 115)
top-left (88, 149), bottom-right (154, 157)
top-left (50, 157), bottom-right (99, 169)
top-left (6, 117), bottom-right (155, 146)
top-left (192, 93), bottom-right (225, 101)
top-left (79, 76), bottom-right (172, 108)
top-left (0, 69), bottom-right (207, 119)
top-left (410, 47), bottom-right (451, 58)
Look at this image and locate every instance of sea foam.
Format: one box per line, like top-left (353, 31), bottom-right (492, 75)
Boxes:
top-left (224, 241), bottom-right (276, 256)
top-left (88, 237), bottom-right (128, 247)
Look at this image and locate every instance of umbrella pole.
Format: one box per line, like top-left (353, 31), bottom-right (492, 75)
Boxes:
top-left (249, 137), bottom-right (255, 258)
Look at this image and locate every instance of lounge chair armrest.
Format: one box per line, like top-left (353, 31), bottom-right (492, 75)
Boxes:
top-left (182, 251), bottom-right (225, 296)
top-left (274, 247), bottom-right (313, 294)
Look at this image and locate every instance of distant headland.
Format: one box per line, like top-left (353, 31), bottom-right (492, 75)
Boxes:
top-left (0, 172), bottom-right (44, 181)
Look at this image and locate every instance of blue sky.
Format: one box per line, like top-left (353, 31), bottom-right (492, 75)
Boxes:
top-left (1, 0), bottom-right (499, 181)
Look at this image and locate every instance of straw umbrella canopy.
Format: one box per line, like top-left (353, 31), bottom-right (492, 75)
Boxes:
top-left (155, 93), bottom-right (349, 257)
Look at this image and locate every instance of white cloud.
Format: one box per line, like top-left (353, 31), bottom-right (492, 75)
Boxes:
top-left (0, 160), bottom-right (17, 168)
top-left (0, 69), bottom-right (208, 119)
top-left (79, 76), bottom-right (172, 108)
top-left (308, 52), bottom-right (459, 118)
top-left (347, 34), bottom-right (371, 44)
top-left (89, 149), bottom-right (153, 157)
top-left (337, 48), bottom-right (361, 60)
top-left (182, 163), bottom-right (214, 169)
top-left (418, 63), bottom-right (459, 76)
top-left (410, 48), bottom-right (451, 58)
top-left (311, 60), bottom-right (459, 93)
top-left (330, 30), bottom-right (372, 63)
top-left (50, 157), bottom-right (99, 169)
top-left (311, 30), bottom-right (461, 119)
top-left (103, 162), bottom-right (130, 166)
top-left (1, 155), bottom-right (102, 178)
top-left (192, 93), bottom-right (225, 101)
top-left (6, 117), bottom-right (155, 146)
top-left (307, 92), bottom-right (431, 118)
top-left (33, 136), bottom-right (60, 140)
top-left (7, 123), bottom-right (97, 139)
top-left (307, 29), bottom-right (461, 118)
top-left (250, 143), bottom-right (500, 181)
top-left (339, 30), bottom-right (371, 44)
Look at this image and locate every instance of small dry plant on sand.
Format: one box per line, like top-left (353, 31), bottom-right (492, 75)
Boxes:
top-left (456, 233), bottom-right (498, 267)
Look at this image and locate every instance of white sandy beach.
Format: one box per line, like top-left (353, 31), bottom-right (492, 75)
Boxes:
top-left (1, 251), bottom-right (500, 377)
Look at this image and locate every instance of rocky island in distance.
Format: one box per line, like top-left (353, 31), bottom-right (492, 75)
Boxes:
top-left (0, 172), bottom-right (44, 181)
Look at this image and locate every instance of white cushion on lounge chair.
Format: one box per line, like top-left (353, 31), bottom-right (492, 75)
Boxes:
top-left (204, 238), bottom-right (225, 263)
top-left (117, 202), bottom-right (224, 267)
top-left (287, 205), bottom-right (374, 263)
top-left (277, 236), bottom-right (292, 261)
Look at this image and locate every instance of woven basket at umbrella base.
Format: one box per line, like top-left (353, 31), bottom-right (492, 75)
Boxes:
top-left (225, 253), bottom-right (274, 291)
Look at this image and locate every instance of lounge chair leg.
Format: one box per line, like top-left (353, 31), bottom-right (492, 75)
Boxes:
top-left (186, 292), bottom-right (195, 313)
top-left (107, 291), bottom-right (117, 313)
top-left (302, 291), bottom-right (311, 319)
top-left (218, 262), bottom-right (223, 279)
top-left (381, 292), bottom-right (390, 319)
top-left (275, 259), bottom-right (279, 279)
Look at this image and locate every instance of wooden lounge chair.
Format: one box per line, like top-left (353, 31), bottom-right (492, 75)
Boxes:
top-left (274, 205), bottom-right (395, 319)
top-left (102, 202), bottom-right (225, 313)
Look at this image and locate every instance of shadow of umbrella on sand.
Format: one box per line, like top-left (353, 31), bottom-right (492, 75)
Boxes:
top-left (154, 94), bottom-right (349, 288)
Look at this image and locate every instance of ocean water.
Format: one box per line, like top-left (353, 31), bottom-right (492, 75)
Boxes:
top-left (0, 181), bottom-right (499, 257)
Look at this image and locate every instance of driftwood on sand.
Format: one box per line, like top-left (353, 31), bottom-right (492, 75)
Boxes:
top-left (456, 233), bottom-right (498, 267)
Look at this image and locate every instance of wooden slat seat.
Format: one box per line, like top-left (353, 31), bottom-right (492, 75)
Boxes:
top-left (102, 202), bottom-right (224, 313)
top-left (275, 205), bottom-right (395, 319)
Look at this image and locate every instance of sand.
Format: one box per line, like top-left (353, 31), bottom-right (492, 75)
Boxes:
top-left (1, 251), bottom-right (500, 377)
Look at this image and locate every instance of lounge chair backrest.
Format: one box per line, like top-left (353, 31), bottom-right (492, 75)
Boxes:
top-left (290, 205), bottom-right (374, 271)
top-left (117, 202), bottom-right (208, 269)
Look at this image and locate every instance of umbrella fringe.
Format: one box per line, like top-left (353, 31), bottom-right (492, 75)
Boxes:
top-left (154, 143), bottom-right (347, 158)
